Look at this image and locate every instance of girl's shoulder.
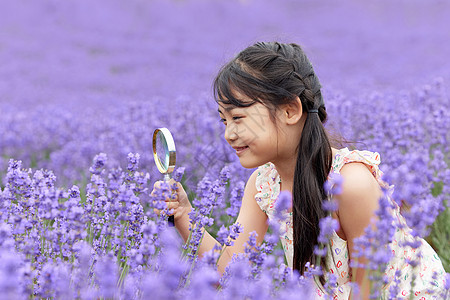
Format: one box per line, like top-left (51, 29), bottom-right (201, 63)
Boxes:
top-left (332, 149), bottom-right (386, 246)
top-left (331, 147), bottom-right (386, 187)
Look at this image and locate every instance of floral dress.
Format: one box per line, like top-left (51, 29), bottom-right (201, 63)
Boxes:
top-left (254, 148), bottom-right (446, 299)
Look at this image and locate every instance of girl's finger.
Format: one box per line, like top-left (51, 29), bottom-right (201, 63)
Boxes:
top-left (151, 180), bottom-right (178, 200)
top-left (151, 191), bottom-right (176, 202)
top-left (153, 208), bottom-right (176, 216)
top-left (153, 208), bottom-right (174, 215)
top-left (153, 180), bottom-right (164, 188)
top-left (165, 202), bottom-right (179, 210)
top-left (150, 181), bottom-right (164, 196)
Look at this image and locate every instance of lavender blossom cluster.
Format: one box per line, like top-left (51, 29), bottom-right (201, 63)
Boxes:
top-left (0, 154), bottom-right (321, 299)
top-left (0, 153), bottom-right (449, 298)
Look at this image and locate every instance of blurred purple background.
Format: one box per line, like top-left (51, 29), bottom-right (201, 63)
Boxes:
top-left (1, 0), bottom-right (449, 109)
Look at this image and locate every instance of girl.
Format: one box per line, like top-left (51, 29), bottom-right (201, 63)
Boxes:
top-left (153, 42), bottom-right (446, 299)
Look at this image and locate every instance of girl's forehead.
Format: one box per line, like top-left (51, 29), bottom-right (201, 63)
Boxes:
top-left (217, 103), bottom-right (238, 114)
top-left (217, 101), bottom-right (268, 114)
top-left (217, 102), bottom-right (235, 111)
top-left (219, 87), bottom-right (255, 103)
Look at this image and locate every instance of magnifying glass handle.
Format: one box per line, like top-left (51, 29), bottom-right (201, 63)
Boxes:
top-left (168, 215), bottom-right (175, 227)
top-left (164, 173), bottom-right (175, 227)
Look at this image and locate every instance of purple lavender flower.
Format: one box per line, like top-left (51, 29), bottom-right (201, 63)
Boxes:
top-left (274, 190), bottom-right (292, 220)
top-left (150, 181), bottom-right (170, 211)
top-left (126, 152), bottom-right (140, 172)
top-left (351, 189), bottom-right (396, 298)
top-left (217, 225), bottom-right (230, 246)
top-left (68, 185), bottom-right (80, 199)
top-left (201, 244), bottom-right (221, 269)
top-left (94, 253), bottom-right (118, 299)
top-left (0, 248), bottom-right (26, 299)
top-left (225, 181), bottom-right (244, 218)
top-left (220, 257), bottom-right (253, 298)
top-left (0, 223), bottom-right (14, 250)
top-left (388, 270), bottom-right (402, 299)
top-left (35, 262), bottom-right (73, 299)
top-left (317, 216), bottom-right (339, 244)
top-left (323, 272), bottom-right (338, 298)
top-left (216, 223), bottom-right (243, 247)
top-left (185, 264), bottom-right (220, 299)
top-left (324, 173), bottom-right (344, 196)
top-left (173, 167), bottom-right (186, 182)
top-left (228, 222), bottom-right (243, 241)
top-left (322, 199), bottom-right (339, 212)
top-left (218, 165), bottom-right (231, 185)
top-left (244, 231), bottom-right (266, 277)
top-left (313, 245), bottom-right (327, 257)
top-left (442, 273), bottom-right (450, 299)
top-left (157, 228), bottom-right (188, 292)
top-left (89, 153), bottom-right (108, 175)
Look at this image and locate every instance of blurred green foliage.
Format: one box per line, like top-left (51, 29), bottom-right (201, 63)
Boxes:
top-left (428, 206), bottom-right (450, 272)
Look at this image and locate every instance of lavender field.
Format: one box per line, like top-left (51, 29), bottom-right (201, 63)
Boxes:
top-left (0, 0), bottom-right (449, 299)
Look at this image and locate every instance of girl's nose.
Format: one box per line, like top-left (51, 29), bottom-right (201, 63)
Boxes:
top-left (224, 125), bottom-right (238, 142)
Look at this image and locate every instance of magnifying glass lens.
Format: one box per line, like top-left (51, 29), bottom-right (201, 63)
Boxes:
top-left (156, 132), bottom-right (169, 170)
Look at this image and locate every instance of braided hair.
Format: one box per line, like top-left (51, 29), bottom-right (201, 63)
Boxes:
top-left (214, 42), bottom-right (333, 281)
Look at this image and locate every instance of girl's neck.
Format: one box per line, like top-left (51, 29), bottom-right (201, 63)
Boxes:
top-left (274, 158), bottom-right (296, 194)
top-left (275, 147), bottom-right (339, 193)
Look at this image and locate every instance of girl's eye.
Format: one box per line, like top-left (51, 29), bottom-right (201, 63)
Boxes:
top-left (219, 116), bottom-right (242, 124)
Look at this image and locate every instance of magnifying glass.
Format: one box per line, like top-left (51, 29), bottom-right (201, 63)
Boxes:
top-left (153, 127), bottom-right (176, 226)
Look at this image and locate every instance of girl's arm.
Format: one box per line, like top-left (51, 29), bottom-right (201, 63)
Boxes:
top-left (169, 169), bottom-right (269, 274)
top-left (335, 162), bottom-right (383, 300)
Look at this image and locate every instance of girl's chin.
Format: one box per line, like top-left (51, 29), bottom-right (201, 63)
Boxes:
top-left (238, 158), bottom-right (264, 169)
top-left (241, 164), bottom-right (258, 169)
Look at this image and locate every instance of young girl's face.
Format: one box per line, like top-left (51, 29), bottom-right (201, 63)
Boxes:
top-left (218, 100), bottom-right (288, 169)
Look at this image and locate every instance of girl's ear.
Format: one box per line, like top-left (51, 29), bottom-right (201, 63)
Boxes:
top-left (283, 96), bottom-right (303, 125)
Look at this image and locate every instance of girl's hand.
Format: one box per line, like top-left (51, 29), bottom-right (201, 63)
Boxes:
top-left (151, 179), bottom-right (192, 222)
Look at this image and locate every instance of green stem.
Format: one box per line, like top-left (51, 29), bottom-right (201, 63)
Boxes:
top-left (313, 252), bottom-right (322, 292)
top-left (409, 262), bottom-right (419, 300)
top-left (60, 241), bottom-right (64, 260)
top-left (87, 195), bottom-right (97, 245)
top-left (41, 228), bottom-right (46, 256)
top-left (117, 259), bottom-right (129, 288)
top-left (216, 244), bottom-right (228, 265)
top-left (117, 223), bottom-right (129, 261)
top-left (181, 225), bottom-right (194, 257)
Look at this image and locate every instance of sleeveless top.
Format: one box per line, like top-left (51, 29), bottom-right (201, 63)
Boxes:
top-left (254, 148), bottom-right (446, 299)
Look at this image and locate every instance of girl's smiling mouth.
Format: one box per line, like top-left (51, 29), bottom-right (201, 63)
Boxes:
top-left (233, 146), bottom-right (249, 155)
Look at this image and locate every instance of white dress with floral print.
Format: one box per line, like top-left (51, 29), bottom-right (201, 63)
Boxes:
top-left (254, 147), bottom-right (446, 299)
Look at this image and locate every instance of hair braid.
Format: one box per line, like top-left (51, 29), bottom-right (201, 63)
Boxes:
top-left (291, 66), bottom-right (332, 286)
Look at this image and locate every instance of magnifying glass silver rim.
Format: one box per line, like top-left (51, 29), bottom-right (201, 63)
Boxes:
top-left (152, 127), bottom-right (176, 176)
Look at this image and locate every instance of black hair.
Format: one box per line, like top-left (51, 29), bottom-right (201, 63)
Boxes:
top-left (213, 42), bottom-right (332, 283)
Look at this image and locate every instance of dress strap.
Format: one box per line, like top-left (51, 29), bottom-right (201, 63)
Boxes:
top-left (254, 162), bottom-right (281, 216)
